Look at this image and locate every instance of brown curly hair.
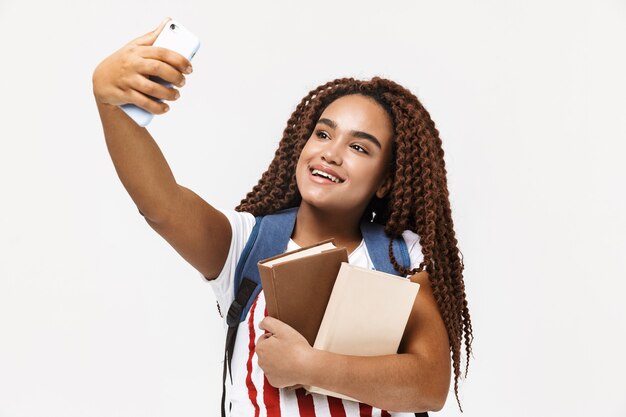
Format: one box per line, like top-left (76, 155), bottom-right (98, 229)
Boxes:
top-left (236, 77), bottom-right (473, 411)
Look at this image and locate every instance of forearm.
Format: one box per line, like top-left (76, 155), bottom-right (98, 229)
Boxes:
top-left (304, 350), bottom-right (448, 413)
top-left (95, 99), bottom-right (180, 223)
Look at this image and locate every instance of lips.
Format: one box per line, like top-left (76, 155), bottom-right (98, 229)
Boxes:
top-left (308, 165), bottom-right (345, 184)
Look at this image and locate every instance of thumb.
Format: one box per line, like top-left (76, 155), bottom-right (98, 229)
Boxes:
top-left (131, 17), bottom-right (172, 46)
top-left (259, 316), bottom-right (280, 335)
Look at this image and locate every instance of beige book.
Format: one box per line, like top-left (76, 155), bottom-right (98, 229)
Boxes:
top-left (302, 262), bottom-right (421, 401)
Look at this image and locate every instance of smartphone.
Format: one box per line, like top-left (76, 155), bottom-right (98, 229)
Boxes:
top-left (120, 19), bottom-right (201, 127)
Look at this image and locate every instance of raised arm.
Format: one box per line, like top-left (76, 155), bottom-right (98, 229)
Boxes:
top-left (92, 18), bottom-right (230, 280)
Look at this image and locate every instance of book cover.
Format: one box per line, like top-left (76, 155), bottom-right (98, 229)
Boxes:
top-left (258, 240), bottom-right (349, 347)
top-left (303, 263), bottom-right (421, 401)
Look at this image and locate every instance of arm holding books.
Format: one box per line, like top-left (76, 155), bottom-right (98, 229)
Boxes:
top-left (256, 271), bottom-right (450, 413)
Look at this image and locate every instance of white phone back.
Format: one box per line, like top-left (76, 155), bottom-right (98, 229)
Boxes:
top-left (120, 19), bottom-right (200, 127)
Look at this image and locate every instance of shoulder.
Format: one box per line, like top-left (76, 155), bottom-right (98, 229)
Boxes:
top-left (401, 229), bottom-right (421, 251)
top-left (202, 207), bottom-right (256, 282)
top-left (401, 229), bottom-right (424, 271)
top-left (216, 208), bottom-right (257, 265)
top-left (219, 208), bottom-right (256, 232)
top-left (202, 208), bottom-right (256, 281)
top-left (204, 208), bottom-right (257, 320)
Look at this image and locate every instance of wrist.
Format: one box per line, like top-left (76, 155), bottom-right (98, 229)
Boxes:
top-left (299, 347), bottom-right (323, 386)
top-left (95, 98), bottom-right (119, 115)
top-left (92, 86), bottom-right (109, 106)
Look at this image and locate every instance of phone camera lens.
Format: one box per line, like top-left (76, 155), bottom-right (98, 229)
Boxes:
top-left (169, 23), bottom-right (177, 31)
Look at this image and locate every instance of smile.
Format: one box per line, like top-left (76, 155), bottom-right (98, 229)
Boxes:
top-left (309, 167), bottom-right (345, 184)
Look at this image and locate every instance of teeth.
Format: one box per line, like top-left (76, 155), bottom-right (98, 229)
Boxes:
top-left (312, 169), bottom-right (341, 183)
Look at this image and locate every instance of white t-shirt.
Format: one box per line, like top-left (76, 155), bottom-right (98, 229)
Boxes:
top-left (206, 208), bottom-right (423, 417)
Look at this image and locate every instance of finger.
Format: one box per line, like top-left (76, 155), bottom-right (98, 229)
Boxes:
top-left (132, 17), bottom-right (172, 46)
top-left (130, 73), bottom-right (180, 102)
top-left (259, 316), bottom-right (280, 333)
top-left (125, 88), bottom-right (170, 115)
top-left (134, 58), bottom-right (186, 88)
top-left (139, 46), bottom-right (193, 76)
top-left (256, 333), bottom-right (272, 346)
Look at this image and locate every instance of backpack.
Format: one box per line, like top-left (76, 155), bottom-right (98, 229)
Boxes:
top-left (221, 206), bottom-right (428, 417)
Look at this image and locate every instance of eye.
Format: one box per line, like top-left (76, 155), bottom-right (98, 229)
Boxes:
top-left (315, 130), bottom-right (330, 140)
top-left (351, 143), bottom-right (369, 154)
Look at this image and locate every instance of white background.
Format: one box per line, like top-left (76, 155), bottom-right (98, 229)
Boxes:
top-left (1, 1), bottom-right (625, 416)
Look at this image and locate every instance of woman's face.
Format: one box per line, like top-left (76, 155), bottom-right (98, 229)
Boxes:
top-left (295, 94), bottom-right (394, 216)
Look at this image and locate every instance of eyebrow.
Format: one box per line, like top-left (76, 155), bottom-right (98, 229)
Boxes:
top-left (317, 118), bottom-right (382, 150)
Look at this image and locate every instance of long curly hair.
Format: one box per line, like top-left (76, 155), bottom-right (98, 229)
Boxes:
top-left (236, 77), bottom-right (473, 411)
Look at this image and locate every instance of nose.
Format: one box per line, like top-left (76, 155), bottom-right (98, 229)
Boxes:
top-left (321, 140), bottom-right (343, 165)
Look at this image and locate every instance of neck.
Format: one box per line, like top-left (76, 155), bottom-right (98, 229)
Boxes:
top-left (291, 203), bottom-right (364, 253)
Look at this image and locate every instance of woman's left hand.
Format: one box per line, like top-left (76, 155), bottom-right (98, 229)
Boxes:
top-left (256, 316), bottom-right (313, 389)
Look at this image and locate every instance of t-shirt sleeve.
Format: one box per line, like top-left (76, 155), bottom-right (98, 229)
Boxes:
top-left (201, 208), bottom-right (256, 322)
top-left (402, 229), bottom-right (424, 272)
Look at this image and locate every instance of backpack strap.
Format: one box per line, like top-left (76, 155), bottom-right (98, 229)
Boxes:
top-left (361, 221), bottom-right (411, 272)
top-left (229, 207), bottom-right (299, 326)
top-left (221, 276), bottom-right (257, 417)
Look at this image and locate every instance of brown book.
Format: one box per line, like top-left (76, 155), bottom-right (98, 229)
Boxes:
top-left (257, 239), bottom-right (349, 346)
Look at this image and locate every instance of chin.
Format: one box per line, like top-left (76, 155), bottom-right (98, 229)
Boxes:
top-left (299, 192), bottom-right (358, 215)
top-left (299, 192), bottom-right (333, 210)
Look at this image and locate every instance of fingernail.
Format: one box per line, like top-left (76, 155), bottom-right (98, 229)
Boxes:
top-left (185, 66), bottom-right (193, 74)
top-left (174, 91), bottom-right (180, 99)
top-left (164, 105), bottom-right (170, 112)
top-left (180, 78), bottom-right (186, 87)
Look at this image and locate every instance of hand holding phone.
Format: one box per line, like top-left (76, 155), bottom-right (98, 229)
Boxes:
top-left (92, 18), bottom-right (200, 126)
top-left (120, 19), bottom-right (200, 126)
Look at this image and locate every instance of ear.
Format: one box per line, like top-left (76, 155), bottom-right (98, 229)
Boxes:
top-left (375, 173), bottom-right (393, 199)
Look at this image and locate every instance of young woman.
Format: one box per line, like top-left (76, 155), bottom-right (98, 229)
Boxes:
top-left (93, 18), bottom-right (473, 417)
